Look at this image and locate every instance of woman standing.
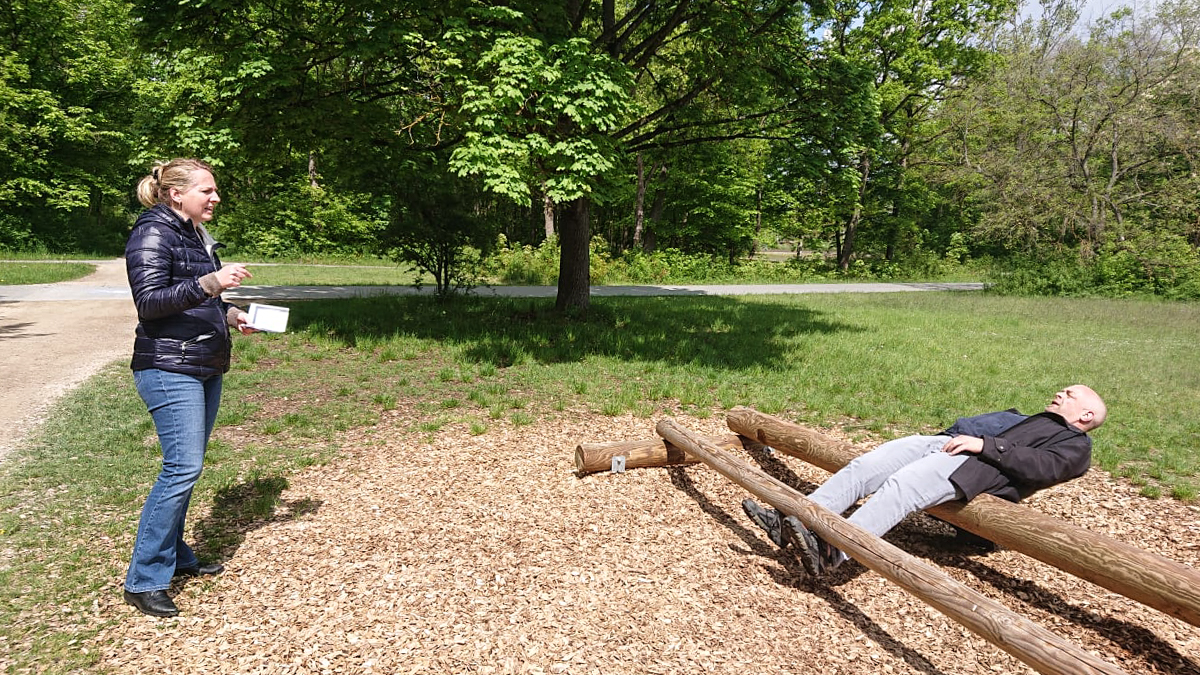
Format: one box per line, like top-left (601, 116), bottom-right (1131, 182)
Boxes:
top-left (123, 158), bottom-right (254, 617)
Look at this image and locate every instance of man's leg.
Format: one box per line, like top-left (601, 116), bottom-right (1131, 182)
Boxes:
top-left (744, 435), bottom-right (945, 555)
top-left (806, 435), bottom-right (949, 515)
top-left (809, 451), bottom-right (969, 570)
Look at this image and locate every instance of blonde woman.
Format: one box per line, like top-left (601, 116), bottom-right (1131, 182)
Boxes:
top-left (122, 158), bottom-right (256, 617)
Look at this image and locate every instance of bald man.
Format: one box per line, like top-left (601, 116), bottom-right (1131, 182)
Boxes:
top-left (744, 385), bottom-right (1107, 576)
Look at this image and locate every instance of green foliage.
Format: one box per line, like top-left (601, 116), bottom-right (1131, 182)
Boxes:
top-left (0, 0), bottom-right (141, 253)
top-left (480, 242), bottom-right (978, 285)
top-left (448, 35), bottom-right (631, 205)
top-left (384, 162), bottom-right (501, 296)
top-left (931, 1), bottom-right (1200, 256)
top-left (987, 235), bottom-right (1200, 300)
top-left (218, 180), bottom-right (385, 257)
top-left (485, 235), bottom-right (562, 285)
top-left (1095, 232), bottom-right (1200, 299)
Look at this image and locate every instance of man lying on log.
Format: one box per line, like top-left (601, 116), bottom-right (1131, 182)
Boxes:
top-left (743, 384), bottom-right (1107, 577)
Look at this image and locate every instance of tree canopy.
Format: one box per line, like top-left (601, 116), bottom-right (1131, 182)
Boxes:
top-left (3, 0), bottom-right (1199, 301)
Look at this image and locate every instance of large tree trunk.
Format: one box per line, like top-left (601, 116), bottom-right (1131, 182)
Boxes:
top-left (838, 152), bottom-right (871, 271)
top-left (556, 196), bottom-right (591, 312)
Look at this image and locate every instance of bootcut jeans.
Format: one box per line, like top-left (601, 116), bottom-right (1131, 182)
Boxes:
top-left (124, 369), bottom-right (222, 593)
top-left (806, 434), bottom-right (969, 566)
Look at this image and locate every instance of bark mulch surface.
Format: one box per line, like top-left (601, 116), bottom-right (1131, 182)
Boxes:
top-left (95, 410), bottom-right (1200, 675)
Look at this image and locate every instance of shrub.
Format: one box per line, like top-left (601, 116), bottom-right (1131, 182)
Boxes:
top-left (219, 181), bottom-right (383, 257)
top-left (484, 234), bottom-right (561, 285)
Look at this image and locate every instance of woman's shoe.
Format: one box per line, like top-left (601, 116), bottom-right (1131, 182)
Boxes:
top-left (123, 589), bottom-right (179, 617)
top-left (174, 562), bottom-right (225, 578)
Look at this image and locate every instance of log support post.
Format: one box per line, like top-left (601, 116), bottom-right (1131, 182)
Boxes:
top-left (574, 434), bottom-right (742, 474)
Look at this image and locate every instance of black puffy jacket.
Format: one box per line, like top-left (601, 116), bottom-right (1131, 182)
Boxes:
top-left (125, 203), bottom-right (235, 376)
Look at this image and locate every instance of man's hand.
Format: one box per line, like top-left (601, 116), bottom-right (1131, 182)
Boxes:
top-left (942, 435), bottom-right (984, 455)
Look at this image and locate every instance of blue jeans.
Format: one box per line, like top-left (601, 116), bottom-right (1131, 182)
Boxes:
top-left (125, 369), bottom-right (222, 592)
top-left (807, 435), bottom-right (968, 565)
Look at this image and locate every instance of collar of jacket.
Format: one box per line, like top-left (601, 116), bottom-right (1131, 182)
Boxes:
top-left (145, 203), bottom-right (203, 243)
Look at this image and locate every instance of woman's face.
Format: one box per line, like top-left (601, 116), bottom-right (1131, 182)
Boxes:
top-left (170, 170), bottom-right (220, 224)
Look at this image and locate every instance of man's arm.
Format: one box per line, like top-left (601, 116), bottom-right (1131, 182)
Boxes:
top-left (945, 431), bottom-right (1091, 490)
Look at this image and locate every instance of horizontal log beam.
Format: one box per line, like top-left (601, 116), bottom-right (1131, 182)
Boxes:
top-left (726, 405), bottom-right (1200, 629)
top-left (658, 418), bottom-right (1128, 675)
top-left (574, 434), bottom-right (743, 474)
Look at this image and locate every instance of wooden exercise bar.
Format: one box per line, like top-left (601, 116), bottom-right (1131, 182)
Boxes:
top-left (657, 419), bottom-right (1128, 675)
top-left (725, 405), bottom-right (1200, 630)
top-left (574, 434), bottom-right (743, 474)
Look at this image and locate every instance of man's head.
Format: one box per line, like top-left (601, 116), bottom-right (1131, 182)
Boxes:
top-left (1045, 384), bottom-right (1107, 431)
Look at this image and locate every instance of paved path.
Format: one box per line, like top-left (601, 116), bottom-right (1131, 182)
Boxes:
top-left (0, 259), bottom-right (982, 459)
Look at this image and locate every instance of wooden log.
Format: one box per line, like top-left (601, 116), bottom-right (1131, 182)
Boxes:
top-left (574, 434), bottom-right (743, 474)
top-left (658, 418), bottom-right (1128, 675)
top-left (726, 405), bottom-right (1200, 630)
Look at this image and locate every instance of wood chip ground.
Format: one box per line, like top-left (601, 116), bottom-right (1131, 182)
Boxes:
top-left (95, 409), bottom-right (1200, 674)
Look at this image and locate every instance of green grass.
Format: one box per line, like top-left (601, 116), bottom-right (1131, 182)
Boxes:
top-left (2, 291), bottom-right (1198, 671)
top-left (0, 262), bottom-right (96, 284)
top-left (232, 262), bottom-right (430, 286)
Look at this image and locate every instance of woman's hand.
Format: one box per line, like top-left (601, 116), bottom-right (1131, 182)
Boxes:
top-left (214, 263), bottom-right (252, 290)
top-left (234, 311), bottom-right (257, 335)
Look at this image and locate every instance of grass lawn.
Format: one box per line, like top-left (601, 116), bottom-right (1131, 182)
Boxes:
top-left (0, 262), bottom-right (97, 284)
top-left (232, 261), bottom-right (429, 287)
top-left (0, 291), bottom-right (1197, 671)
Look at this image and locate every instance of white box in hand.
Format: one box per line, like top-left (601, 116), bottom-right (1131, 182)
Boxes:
top-left (247, 303), bottom-right (290, 333)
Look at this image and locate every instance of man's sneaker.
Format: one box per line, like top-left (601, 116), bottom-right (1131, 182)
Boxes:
top-left (742, 499), bottom-right (788, 549)
top-left (781, 515), bottom-right (825, 576)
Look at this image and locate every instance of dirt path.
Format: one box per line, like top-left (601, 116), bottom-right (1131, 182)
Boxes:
top-left (0, 259), bottom-right (137, 460)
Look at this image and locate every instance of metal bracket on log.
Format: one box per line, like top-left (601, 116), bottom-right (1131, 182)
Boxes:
top-left (611, 455), bottom-right (626, 473)
top-left (657, 418), bottom-right (1129, 675)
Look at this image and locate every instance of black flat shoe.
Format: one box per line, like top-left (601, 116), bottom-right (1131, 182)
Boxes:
top-left (123, 589), bottom-right (179, 617)
top-left (174, 562), bottom-right (225, 578)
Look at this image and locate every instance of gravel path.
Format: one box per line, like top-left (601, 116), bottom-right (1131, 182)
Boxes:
top-left (0, 259), bottom-right (136, 460)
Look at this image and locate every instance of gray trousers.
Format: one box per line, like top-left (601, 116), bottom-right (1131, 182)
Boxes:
top-left (807, 435), bottom-right (968, 563)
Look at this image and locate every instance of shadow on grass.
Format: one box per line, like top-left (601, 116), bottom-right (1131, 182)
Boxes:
top-left (189, 474), bottom-right (322, 565)
top-left (284, 294), bottom-right (862, 371)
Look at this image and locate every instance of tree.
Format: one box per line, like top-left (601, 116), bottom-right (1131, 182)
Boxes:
top-left (0, 0), bottom-right (141, 252)
top-left (812, 0), bottom-right (1015, 270)
top-left (935, 0), bottom-right (1200, 253)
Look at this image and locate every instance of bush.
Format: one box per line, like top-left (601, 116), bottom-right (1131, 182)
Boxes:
top-left (986, 252), bottom-right (1098, 297)
top-left (219, 182), bottom-right (383, 257)
top-left (1097, 232), bottom-right (1200, 300)
top-left (986, 235), bottom-right (1200, 300)
top-left (484, 235), bottom-right (561, 285)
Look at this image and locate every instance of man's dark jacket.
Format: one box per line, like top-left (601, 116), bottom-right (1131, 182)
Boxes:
top-left (943, 410), bottom-right (1091, 503)
top-left (125, 203), bottom-right (234, 377)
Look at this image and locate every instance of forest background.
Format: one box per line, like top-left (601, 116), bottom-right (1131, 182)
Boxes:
top-left (2, 0), bottom-right (1199, 309)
